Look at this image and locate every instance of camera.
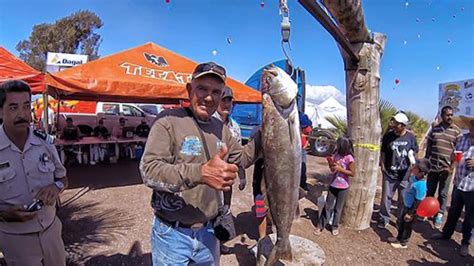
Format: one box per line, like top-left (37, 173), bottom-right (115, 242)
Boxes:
top-left (25, 199), bottom-right (44, 212)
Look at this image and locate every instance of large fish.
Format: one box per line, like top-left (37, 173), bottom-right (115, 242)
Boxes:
top-left (261, 66), bottom-right (301, 264)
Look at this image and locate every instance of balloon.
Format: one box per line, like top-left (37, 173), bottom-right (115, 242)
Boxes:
top-left (448, 39), bottom-right (452, 44)
top-left (461, 7), bottom-right (465, 12)
top-left (165, 0), bottom-right (170, 3)
top-left (417, 33), bottom-right (421, 39)
top-left (436, 66), bottom-right (440, 70)
top-left (404, 40), bottom-right (408, 45)
top-left (260, 1), bottom-right (265, 8)
top-left (405, 1), bottom-right (409, 7)
top-left (395, 79), bottom-right (400, 85)
top-left (416, 197), bottom-right (440, 218)
top-left (226, 37), bottom-right (232, 44)
top-left (432, 17), bottom-right (436, 22)
top-left (416, 18), bottom-right (421, 23)
top-left (212, 50), bottom-right (217, 56)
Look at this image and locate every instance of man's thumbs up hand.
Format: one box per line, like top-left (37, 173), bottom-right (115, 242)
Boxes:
top-left (201, 143), bottom-right (238, 191)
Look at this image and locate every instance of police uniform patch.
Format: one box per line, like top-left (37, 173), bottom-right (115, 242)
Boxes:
top-left (33, 129), bottom-right (56, 144)
top-left (180, 136), bottom-right (202, 156)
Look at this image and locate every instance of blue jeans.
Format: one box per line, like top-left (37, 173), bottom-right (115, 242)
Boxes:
top-left (151, 217), bottom-right (220, 266)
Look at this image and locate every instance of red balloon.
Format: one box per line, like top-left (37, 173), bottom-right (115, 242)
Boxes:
top-left (165, 0), bottom-right (170, 3)
top-left (395, 79), bottom-right (400, 85)
top-left (416, 197), bottom-right (440, 218)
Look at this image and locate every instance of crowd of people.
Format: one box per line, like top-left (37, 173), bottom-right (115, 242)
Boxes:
top-left (0, 61), bottom-right (471, 265)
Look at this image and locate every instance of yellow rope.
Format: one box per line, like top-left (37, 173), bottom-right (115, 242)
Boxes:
top-left (353, 143), bottom-right (381, 152)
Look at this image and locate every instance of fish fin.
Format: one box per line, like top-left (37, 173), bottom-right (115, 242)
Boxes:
top-left (265, 238), bottom-right (293, 265)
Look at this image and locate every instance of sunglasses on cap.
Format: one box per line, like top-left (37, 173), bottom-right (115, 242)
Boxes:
top-left (192, 62), bottom-right (226, 81)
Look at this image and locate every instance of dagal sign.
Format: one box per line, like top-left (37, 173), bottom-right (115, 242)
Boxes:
top-left (47, 52), bottom-right (88, 67)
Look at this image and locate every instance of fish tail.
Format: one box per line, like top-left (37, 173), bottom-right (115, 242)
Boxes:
top-left (265, 238), bottom-right (292, 265)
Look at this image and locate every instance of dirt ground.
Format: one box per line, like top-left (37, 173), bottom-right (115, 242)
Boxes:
top-left (1, 155), bottom-right (472, 265)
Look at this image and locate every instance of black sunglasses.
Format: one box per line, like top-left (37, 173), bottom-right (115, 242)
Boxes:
top-left (194, 63), bottom-right (226, 77)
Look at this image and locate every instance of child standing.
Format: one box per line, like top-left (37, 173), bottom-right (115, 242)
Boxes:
top-left (315, 136), bottom-right (355, 236)
top-left (391, 158), bottom-right (431, 248)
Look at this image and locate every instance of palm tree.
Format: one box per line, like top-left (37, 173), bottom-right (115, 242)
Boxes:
top-left (326, 100), bottom-right (429, 142)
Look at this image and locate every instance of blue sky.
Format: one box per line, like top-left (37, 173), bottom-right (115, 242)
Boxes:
top-left (1, 0), bottom-right (473, 120)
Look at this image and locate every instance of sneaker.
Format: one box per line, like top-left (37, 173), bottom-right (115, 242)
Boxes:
top-left (377, 221), bottom-right (388, 229)
top-left (332, 229), bottom-right (339, 236)
top-left (390, 242), bottom-right (408, 249)
top-left (460, 244), bottom-right (469, 257)
top-left (434, 214), bottom-right (443, 229)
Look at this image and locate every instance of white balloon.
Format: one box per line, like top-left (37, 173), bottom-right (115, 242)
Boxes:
top-left (212, 50), bottom-right (217, 56)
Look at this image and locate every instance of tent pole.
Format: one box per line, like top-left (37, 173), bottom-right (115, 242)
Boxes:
top-left (42, 88), bottom-right (49, 133)
top-left (56, 93), bottom-right (61, 136)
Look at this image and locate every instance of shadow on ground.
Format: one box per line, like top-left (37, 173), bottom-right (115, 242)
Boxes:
top-left (58, 199), bottom-right (135, 265)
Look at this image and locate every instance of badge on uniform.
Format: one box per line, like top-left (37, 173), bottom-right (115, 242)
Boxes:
top-left (39, 153), bottom-right (51, 165)
top-left (180, 136), bottom-right (202, 156)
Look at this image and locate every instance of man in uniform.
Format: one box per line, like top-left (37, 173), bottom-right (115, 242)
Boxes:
top-left (0, 80), bottom-right (68, 265)
top-left (140, 62), bottom-right (260, 265)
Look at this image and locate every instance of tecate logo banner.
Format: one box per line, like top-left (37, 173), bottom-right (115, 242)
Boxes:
top-left (47, 52), bottom-right (88, 67)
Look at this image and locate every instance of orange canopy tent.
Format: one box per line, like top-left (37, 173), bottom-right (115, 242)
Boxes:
top-left (0, 47), bottom-right (45, 93)
top-left (45, 42), bottom-right (261, 103)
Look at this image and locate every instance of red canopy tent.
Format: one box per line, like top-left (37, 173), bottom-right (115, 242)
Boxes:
top-left (0, 47), bottom-right (45, 93)
top-left (45, 42), bottom-right (261, 103)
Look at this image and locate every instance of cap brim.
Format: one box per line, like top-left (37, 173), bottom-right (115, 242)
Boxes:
top-left (193, 71), bottom-right (225, 82)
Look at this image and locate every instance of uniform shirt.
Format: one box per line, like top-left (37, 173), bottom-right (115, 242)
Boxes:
top-left (403, 175), bottom-right (427, 208)
top-left (455, 132), bottom-right (473, 192)
top-left (0, 126), bottom-right (66, 234)
top-left (381, 130), bottom-right (419, 181)
top-left (425, 123), bottom-right (462, 172)
top-left (140, 108), bottom-right (260, 225)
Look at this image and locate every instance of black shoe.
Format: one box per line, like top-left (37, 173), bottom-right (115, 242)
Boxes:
top-left (220, 245), bottom-right (232, 255)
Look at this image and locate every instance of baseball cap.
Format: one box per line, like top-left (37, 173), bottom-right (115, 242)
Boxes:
top-left (192, 62), bottom-right (226, 82)
top-left (222, 86), bottom-right (233, 99)
top-left (415, 158), bottom-right (431, 173)
top-left (393, 112), bottom-right (409, 125)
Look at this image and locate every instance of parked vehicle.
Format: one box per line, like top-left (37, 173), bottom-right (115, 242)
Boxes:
top-left (56, 102), bottom-right (155, 135)
top-left (138, 104), bottom-right (163, 116)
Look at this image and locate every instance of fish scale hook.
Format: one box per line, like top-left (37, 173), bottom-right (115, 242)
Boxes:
top-left (280, 0), bottom-right (295, 77)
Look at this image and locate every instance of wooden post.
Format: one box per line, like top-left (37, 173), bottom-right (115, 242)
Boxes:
top-left (341, 33), bottom-right (387, 229)
top-left (318, 0), bottom-right (387, 230)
